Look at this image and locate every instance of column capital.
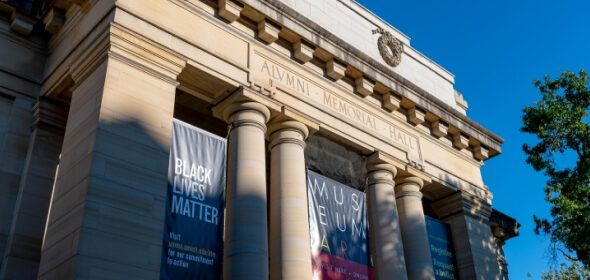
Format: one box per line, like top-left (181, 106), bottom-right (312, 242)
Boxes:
top-left (212, 88), bottom-right (272, 133)
top-left (366, 163), bottom-right (397, 187)
top-left (225, 101), bottom-right (270, 133)
top-left (212, 87), bottom-right (282, 129)
top-left (366, 154), bottom-right (398, 187)
top-left (32, 96), bottom-right (69, 132)
top-left (267, 107), bottom-right (319, 149)
top-left (432, 191), bottom-right (492, 223)
top-left (394, 176), bottom-right (424, 199)
top-left (367, 152), bottom-right (399, 174)
top-left (367, 162), bottom-right (397, 174)
top-left (222, 101), bottom-right (270, 122)
top-left (268, 119), bottom-right (309, 138)
top-left (268, 120), bottom-right (308, 149)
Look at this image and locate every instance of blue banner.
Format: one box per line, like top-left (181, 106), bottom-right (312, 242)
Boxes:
top-left (426, 216), bottom-right (458, 280)
top-left (160, 119), bottom-right (226, 280)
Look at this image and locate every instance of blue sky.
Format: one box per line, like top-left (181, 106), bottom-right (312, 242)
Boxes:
top-left (356, 0), bottom-right (590, 279)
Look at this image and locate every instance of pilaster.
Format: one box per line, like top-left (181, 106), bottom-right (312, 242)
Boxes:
top-left (490, 209), bottom-right (519, 280)
top-left (37, 23), bottom-right (185, 279)
top-left (0, 95), bottom-right (35, 277)
top-left (0, 97), bottom-right (68, 280)
top-left (432, 192), bottom-right (501, 280)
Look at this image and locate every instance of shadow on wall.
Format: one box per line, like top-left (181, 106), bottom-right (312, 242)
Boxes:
top-left (37, 116), bottom-right (174, 279)
top-left (432, 172), bottom-right (502, 279)
top-left (305, 133), bottom-right (368, 190)
top-left (371, 187), bottom-right (405, 272)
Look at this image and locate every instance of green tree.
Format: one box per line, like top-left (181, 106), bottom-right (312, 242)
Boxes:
top-left (521, 70), bottom-right (590, 267)
top-left (541, 261), bottom-right (590, 280)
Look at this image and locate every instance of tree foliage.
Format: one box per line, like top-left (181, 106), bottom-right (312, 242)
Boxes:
top-left (522, 70), bottom-right (590, 267)
top-left (541, 261), bottom-right (590, 280)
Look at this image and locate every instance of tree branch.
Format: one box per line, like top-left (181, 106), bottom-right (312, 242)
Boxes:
top-left (558, 247), bottom-right (580, 262)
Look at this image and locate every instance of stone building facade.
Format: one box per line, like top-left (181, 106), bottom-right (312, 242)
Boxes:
top-left (0, 0), bottom-right (518, 279)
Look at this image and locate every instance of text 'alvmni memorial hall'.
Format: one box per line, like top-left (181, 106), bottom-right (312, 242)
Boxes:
top-left (0, 0), bottom-right (520, 279)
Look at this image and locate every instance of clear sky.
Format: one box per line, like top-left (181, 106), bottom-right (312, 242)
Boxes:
top-left (355, 0), bottom-right (590, 279)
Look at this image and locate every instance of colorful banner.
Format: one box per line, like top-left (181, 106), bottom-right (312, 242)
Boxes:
top-left (307, 170), bottom-right (373, 280)
top-left (426, 216), bottom-right (458, 280)
top-left (160, 119), bottom-right (226, 280)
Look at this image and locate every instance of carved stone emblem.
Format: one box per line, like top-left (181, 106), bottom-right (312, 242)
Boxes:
top-left (372, 28), bottom-right (403, 67)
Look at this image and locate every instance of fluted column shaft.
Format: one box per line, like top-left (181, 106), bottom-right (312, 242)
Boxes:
top-left (395, 177), bottom-right (435, 280)
top-left (222, 102), bottom-right (271, 280)
top-left (269, 120), bottom-right (312, 280)
top-left (366, 162), bottom-right (408, 280)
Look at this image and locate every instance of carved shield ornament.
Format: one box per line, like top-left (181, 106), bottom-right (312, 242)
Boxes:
top-left (373, 28), bottom-right (403, 67)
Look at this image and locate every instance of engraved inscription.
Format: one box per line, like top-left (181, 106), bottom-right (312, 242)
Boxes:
top-left (253, 52), bottom-right (422, 166)
top-left (322, 91), bottom-right (377, 130)
top-left (260, 60), bottom-right (311, 96)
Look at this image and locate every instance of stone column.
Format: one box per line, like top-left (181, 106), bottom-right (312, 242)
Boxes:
top-left (221, 101), bottom-right (271, 280)
top-left (268, 120), bottom-right (312, 280)
top-left (0, 97), bottom-right (67, 280)
top-left (432, 192), bottom-right (501, 280)
top-left (395, 177), bottom-right (435, 280)
top-left (366, 158), bottom-right (408, 280)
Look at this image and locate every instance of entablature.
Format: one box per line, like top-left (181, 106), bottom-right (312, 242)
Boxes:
top-left (33, 0), bottom-right (495, 201)
top-left (29, 0), bottom-right (502, 164)
top-left (211, 0), bottom-right (503, 161)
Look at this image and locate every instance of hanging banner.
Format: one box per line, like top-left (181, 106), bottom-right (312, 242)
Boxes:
top-left (307, 170), bottom-right (373, 280)
top-left (160, 119), bottom-right (226, 280)
top-left (426, 216), bottom-right (458, 280)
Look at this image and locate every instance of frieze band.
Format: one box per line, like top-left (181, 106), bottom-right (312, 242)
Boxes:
top-left (252, 51), bottom-right (423, 167)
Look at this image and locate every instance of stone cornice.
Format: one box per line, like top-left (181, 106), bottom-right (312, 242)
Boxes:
top-left (10, 0), bottom-right (503, 162)
top-left (44, 12), bottom-right (187, 99)
top-left (108, 23), bottom-right (187, 85)
top-left (490, 208), bottom-right (519, 241)
top-left (67, 23), bottom-right (110, 87)
top-left (228, 0), bottom-right (503, 159)
top-left (41, 1), bottom-right (114, 97)
top-left (37, 0), bottom-right (502, 164)
top-left (0, 19), bottom-right (46, 53)
top-left (32, 0), bottom-right (496, 200)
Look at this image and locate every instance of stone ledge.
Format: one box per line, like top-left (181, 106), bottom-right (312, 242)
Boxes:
top-left (236, 0), bottom-right (503, 157)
